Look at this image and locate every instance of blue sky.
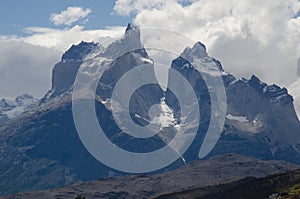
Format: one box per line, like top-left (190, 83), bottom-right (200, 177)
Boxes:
top-left (0, 0), bottom-right (132, 36)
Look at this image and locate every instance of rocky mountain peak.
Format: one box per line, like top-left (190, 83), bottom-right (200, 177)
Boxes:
top-left (191, 41), bottom-right (207, 57)
top-left (62, 41), bottom-right (99, 62)
top-left (123, 23), bottom-right (142, 52)
top-left (248, 75), bottom-right (267, 91)
top-left (181, 41), bottom-right (208, 60)
top-left (42, 25), bottom-right (146, 101)
top-left (0, 98), bottom-right (13, 108)
top-left (15, 94), bottom-right (35, 106)
top-left (0, 94), bottom-right (37, 124)
top-left (44, 41), bottom-right (100, 99)
top-left (248, 75), bottom-right (293, 105)
top-left (125, 23), bottom-right (137, 32)
top-left (101, 23), bottom-right (142, 59)
top-left (174, 41), bottom-right (223, 74)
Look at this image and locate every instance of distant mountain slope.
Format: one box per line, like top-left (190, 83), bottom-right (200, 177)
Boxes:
top-left (0, 94), bottom-right (37, 125)
top-left (0, 154), bottom-right (298, 199)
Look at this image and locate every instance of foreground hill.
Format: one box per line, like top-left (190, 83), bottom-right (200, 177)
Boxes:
top-left (157, 168), bottom-right (300, 199)
top-left (0, 154), bottom-right (298, 199)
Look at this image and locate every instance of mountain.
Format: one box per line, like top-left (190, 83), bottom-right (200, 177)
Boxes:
top-left (43, 41), bottom-right (100, 100)
top-left (0, 23), bottom-right (300, 195)
top-left (211, 74), bottom-right (300, 163)
top-left (0, 94), bottom-right (38, 125)
top-left (166, 40), bottom-right (300, 164)
top-left (0, 154), bottom-right (298, 199)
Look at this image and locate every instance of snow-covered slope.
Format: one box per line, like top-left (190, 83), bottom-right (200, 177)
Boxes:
top-left (0, 94), bottom-right (38, 123)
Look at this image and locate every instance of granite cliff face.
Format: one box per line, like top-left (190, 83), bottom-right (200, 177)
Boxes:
top-left (213, 74), bottom-right (300, 163)
top-left (166, 40), bottom-right (300, 163)
top-left (45, 41), bottom-right (100, 99)
top-left (0, 24), bottom-right (300, 195)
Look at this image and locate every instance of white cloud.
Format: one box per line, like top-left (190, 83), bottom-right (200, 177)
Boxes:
top-left (0, 39), bottom-right (60, 99)
top-left (113, 0), bottom-right (167, 16)
top-left (114, 0), bottom-right (300, 86)
top-left (50, 6), bottom-right (92, 26)
top-left (2, 0), bottom-right (300, 102)
top-left (23, 25), bottom-right (124, 51)
top-left (0, 25), bottom-right (125, 99)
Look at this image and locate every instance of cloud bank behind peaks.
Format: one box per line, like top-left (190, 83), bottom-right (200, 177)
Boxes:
top-left (114, 0), bottom-right (300, 86)
top-left (0, 39), bottom-right (61, 98)
top-left (50, 6), bottom-right (92, 26)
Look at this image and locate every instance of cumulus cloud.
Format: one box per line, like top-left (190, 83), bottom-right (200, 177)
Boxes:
top-left (114, 0), bottom-right (300, 86)
top-left (50, 6), bottom-right (92, 26)
top-left (113, 0), bottom-right (167, 16)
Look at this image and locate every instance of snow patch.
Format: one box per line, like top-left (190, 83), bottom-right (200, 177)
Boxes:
top-left (226, 114), bottom-right (248, 122)
top-left (139, 57), bottom-right (153, 64)
top-left (0, 95), bottom-right (38, 119)
top-left (150, 97), bottom-right (179, 130)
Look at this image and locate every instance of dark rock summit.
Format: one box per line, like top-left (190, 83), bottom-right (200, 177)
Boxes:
top-left (62, 41), bottom-right (98, 62)
top-left (248, 75), bottom-right (293, 105)
top-left (48, 41), bottom-right (100, 98)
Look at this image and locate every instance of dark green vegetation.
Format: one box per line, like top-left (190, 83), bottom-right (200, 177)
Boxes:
top-left (273, 182), bottom-right (300, 199)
